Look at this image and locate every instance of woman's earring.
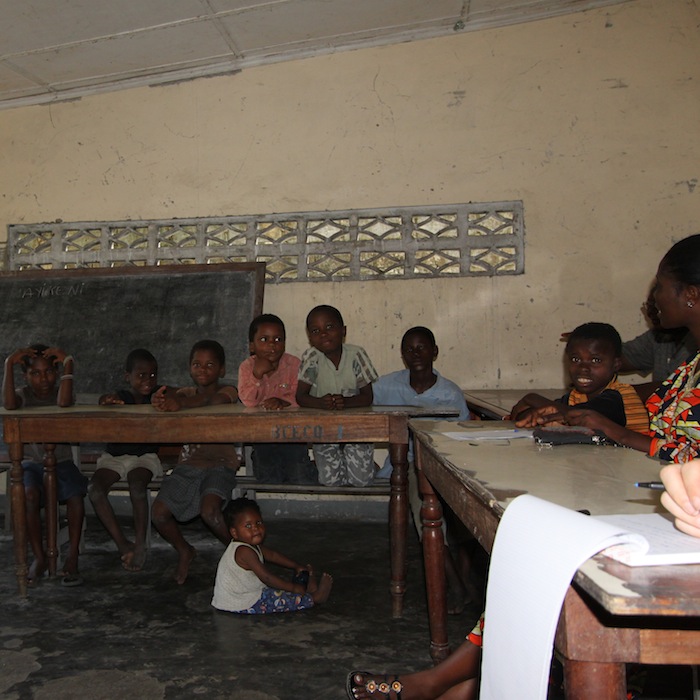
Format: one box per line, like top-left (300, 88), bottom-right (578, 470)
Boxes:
top-left (688, 301), bottom-right (695, 308)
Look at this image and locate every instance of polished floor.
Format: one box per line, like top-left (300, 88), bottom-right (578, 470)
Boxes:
top-left (1, 508), bottom-right (696, 700)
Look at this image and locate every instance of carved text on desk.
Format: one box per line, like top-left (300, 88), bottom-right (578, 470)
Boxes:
top-left (271, 424), bottom-right (338, 440)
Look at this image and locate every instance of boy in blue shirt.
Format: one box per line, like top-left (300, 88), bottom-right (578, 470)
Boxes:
top-left (373, 326), bottom-right (469, 478)
top-left (373, 326), bottom-right (473, 613)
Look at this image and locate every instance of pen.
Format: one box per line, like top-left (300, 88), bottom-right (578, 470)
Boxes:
top-left (635, 481), bottom-right (665, 490)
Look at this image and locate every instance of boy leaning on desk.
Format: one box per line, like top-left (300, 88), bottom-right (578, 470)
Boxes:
top-left (509, 322), bottom-right (649, 434)
top-left (150, 339), bottom-right (239, 585)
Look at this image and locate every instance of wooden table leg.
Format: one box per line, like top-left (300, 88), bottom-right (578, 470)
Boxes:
top-left (564, 660), bottom-right (626, 700)
top-left (416, 454), bottom-right (450, 663)
top-left (9, 442), bottom-right (28, 597)
top-left (388, 441), bottom-right (409, 619)
top-left (43, 444), bottom-right (59, 576)
top-left (556, 587), bottom-right (628, 700)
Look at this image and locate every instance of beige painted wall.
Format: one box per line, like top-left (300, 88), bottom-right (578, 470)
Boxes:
top-left (0, 0), bottom-right (698, 390)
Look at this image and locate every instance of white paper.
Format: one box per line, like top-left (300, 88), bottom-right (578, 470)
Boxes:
top-left (480, 495), bottom-right (641, 700)
top-left (596, 513), bottom-right (700, 566)
top-left (441, 429), bottom-right (532, 441)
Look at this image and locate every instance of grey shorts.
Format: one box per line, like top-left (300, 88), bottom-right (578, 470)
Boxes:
top-left (154, 464), bottom-right (238, 522)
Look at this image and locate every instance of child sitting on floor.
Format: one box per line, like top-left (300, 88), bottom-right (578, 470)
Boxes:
top-left (3, 344), bottom-right (87, 587)
top-left (296, 304), bottom-right (378, 486)
top-left (212, 497), bottom-right (332, 613)
top-left (237, 313), bottom-right (317, 484)
top-left (89, 348), bottom-right (162, 572)
top-left (510, 322), bottom-right (649, 433)
top-left (151, 339), bottom-right (239, 584)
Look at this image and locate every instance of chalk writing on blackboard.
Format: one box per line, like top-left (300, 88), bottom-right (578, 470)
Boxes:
top-left (20, 283), bottom-right (86, 299)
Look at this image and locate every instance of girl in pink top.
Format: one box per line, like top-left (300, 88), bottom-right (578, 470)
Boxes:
top-left (238, 314), bottom-right (317, 484)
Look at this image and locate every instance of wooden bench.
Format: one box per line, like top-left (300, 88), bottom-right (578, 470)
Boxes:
top-left (3, 446), bottom-right (389, 545)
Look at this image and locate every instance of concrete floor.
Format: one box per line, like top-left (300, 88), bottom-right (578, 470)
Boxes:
top-left (1, 508), bottom-right (696, 700)
top-left (1, 509), bottom-right (478, 700)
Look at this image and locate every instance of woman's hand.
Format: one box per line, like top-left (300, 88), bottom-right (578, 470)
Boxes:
top-left (660, 461), bottom-right (700, 538)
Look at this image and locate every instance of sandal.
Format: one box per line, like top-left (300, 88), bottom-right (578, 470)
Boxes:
top-left (61, 573), bottom-right (84, 587)
top-left (346, 671), bottom-right (404, 699)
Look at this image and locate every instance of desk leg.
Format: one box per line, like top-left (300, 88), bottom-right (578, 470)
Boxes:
top-left (564, 661), bottom-right (625, 700)
top-left (557, 587), bottom-right (627, 700)
top-left (388, 441), bottom-right (409, 619)
top-left (416, 461), bottom-right (449, 663)
top-left (43, 445), bottom-right (58, 576)
top-left (9, 442), bottom-right (28, 597)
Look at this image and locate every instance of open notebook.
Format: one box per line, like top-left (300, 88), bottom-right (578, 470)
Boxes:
top-left (480, 495), bottom-right (699, 700)
top-left (596, 512), bottom-right (700, 566)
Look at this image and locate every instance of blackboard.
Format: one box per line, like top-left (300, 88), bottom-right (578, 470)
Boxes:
top-left (0, 263), bottom-right (265, 396)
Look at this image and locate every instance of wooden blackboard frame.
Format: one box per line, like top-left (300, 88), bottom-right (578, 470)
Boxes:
top-left (0, 263), bottom-right (265, 397)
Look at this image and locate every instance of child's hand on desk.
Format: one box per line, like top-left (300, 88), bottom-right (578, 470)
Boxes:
top-left (151, 386), bottom-right (182, 412)
top-left (564, 408), bottom-right (612, 432)
top-left (513, 405), bottom-right (563, 428)
top-left (320, 394), bottom-right (344, 410)
top-left (99, 393), bottom-right (125, 405)
top-left (660, 461), bottom-right (700, 538)
top-left (260, 397), bottom-right (290, 410)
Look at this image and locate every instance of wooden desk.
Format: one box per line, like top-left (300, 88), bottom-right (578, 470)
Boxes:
top-left (412, 420), bottom-right (700, 699)
top-left (4, 404), bottom-right (410, 615)
top-left (463, 388), bottom-right (562, 419)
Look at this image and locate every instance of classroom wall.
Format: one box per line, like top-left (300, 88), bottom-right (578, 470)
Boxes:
top-left (0, 0), bottom-right (698, 390)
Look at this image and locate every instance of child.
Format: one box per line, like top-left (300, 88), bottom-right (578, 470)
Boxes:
top-left (296, 305), bottom-right (378, 486)
top-left (237, 313), bottom-right (317, 484)
top-left (373, 326), bottom-right (473, 613)
top-left (212, 497), bottom-right (332, 613)
top-left (510, 322), bottom-right (649, 433)
top-left (151, 339), bottom-right (239, 584)
top-left (88, 348), bottom-right (162, 572)
top-left (373, 326), bottom-right (470, 478)
top-left (3, 344), bottom-right (87, 586)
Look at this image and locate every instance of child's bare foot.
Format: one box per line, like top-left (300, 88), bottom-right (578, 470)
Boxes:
top-left (62, 552), bottom-right (79, 577)
top-left (121, 543), bottom-right (147, 572)
top-left (174, 545), bottom-right (196, 584)
top-left (27, 557), bottom-right (47, 586)
top-left (311, 572), bottom-right (332, 604)
top-left (60, 554), bottom-right (84, 587)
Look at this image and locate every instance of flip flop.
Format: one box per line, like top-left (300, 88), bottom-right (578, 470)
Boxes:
top-left (346, 671), bottom-right (404, 699)
top-left (61, 573), bottom-right (84, 587)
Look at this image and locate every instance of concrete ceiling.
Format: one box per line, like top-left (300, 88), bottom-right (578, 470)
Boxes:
top-left (0, 0), bottom-right (630, 111)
